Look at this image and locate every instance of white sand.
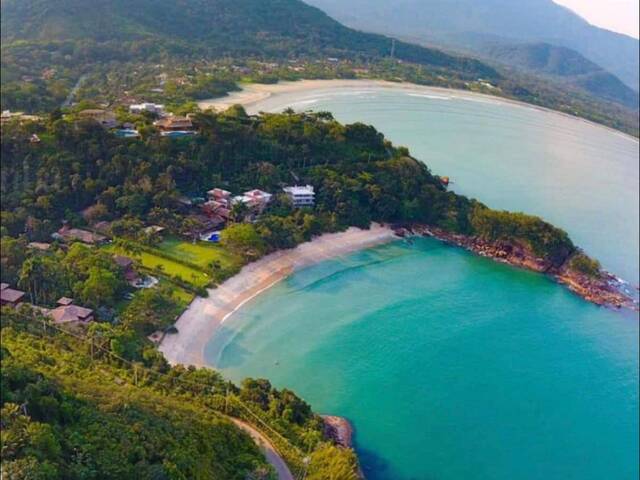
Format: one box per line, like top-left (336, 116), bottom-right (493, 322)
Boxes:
top-left (159, 224), bottom-right (397, 367)
top-left (197, 79), bottom-right (637, 139)
top-left (197, 79), bottom-right (482, 112)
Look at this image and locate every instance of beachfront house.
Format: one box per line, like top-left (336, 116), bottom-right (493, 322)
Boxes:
top-left (129, 102), bottom-right (165, 116)
top-left (283, 185), bottom-right (315, 208)
top-left (1, 283), bottom-right (26, 308)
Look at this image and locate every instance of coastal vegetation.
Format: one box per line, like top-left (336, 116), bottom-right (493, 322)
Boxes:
top-left (1, 308), bottom-right (359, 479)
top-left (1, 0), bottom-right (638, 136)
top-left (0, 107), bottom-right (591, 284)
top-left (1, 106), bottom-right (623, 476)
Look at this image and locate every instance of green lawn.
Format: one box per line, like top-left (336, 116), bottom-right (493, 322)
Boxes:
top-left (105, 236), bottom-right (244, 290)
top-left (105, 244), bottom-right (211, 288)
top-left (157, 236), bottom-right (243, 271)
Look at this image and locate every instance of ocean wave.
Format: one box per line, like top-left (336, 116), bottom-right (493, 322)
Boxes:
top-left (407, 93), bottom-right (452, 100)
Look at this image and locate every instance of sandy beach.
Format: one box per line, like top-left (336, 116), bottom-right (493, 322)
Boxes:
top-left (197, 79), bottom-right (638, 140)
top-left (197, 79), bottom-right (508, 113)
top-left (159, 224), bottom-right (397, 367)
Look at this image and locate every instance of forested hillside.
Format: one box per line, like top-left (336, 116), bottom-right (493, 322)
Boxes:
top-left (305, 0), bottom-right (640, 91)
top-left (0, 0), bottom-right (495, 109)
top-left (1, 308), bottom-right (359, 479)
top-left (1, 108), bottom-right (580, 278)
top-left (2, 0), bottom-right (637, 136)
top-left (483, 43), bottom-right (639, 109)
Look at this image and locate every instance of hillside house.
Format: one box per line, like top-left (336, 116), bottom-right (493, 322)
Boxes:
top-left (232, 189), bottom-right (272, 213)
top-left (154, 116), bottom-right (194, 136)
top-left (129, 102), bottom-right (165, 116)
top-left (207, 188), bottom-right (232, 207)
top-left (283, 185), bottom-right (315, 208)
top-left (53, 225), bottom-right (107, 245)
top-left (47, 298), bottom-right (94, 325)
top-left (113, 255), bottom-right (139, 284)
top-left (78, 109), bottom-right (117, 128)
top-left (1, 283), bottom-right (25, 308)
top-left (1, 110), bottom-right (41, 125)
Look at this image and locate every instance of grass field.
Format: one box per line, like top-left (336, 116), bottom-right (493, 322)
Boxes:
top-left (105, 245), bottom-right (211, 288)
top-left (157, 237), bottom-right (243, 270)
top-left (104, 236), bottom-right (243, 290)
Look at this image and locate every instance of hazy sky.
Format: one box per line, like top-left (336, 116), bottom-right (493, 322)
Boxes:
top-left (553, 0), bottom-right (639, 38)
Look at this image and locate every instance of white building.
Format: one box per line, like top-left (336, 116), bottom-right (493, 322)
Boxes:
top-left (129, 102), bottom-right (165, 115)
top-left (283, 185), bottom-right (315, 208)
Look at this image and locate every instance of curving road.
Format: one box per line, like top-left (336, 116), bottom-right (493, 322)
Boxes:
top-left (230, 418), bottom-right (295, 480)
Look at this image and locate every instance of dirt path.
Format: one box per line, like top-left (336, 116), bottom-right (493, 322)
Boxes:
top-left (230, 418), bottom-right (295, 480)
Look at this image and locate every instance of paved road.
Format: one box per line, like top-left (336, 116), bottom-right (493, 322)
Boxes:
top-left (230, 418), bottom-right (295, 480)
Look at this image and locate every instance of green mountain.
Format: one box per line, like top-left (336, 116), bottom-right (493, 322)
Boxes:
top-left (0, 0), bottom-right (638, 135)
top-left (0, 0), bottom-right (496, 77)
top-left (483, 43), bottom-right (639, 109)
top-left (304, 0), bottom-right (640, 92)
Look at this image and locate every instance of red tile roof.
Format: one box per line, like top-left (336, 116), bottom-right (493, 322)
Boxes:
top-left (1, 287), bottom-right (26, 304)
top-left (49, 305), bottom-right (94, 324)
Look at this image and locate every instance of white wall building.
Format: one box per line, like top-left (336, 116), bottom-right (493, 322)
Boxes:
top-left (129, 103), bottom-right (165, 115)
top-left (283, 185), bottom-right (315, 208)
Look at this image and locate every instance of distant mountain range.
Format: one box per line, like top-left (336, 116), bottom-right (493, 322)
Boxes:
top-left (0, 0), bottom-right (495, 79)
top-left (482, 43), bottom-right (639, 109)
top-left (1, 0), bottom-right (637, 135)
top-left (305, 0), bottom-right (640, 97)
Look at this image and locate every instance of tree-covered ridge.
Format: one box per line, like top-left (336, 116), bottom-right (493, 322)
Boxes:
top-left (1, 108), bottom-right (577, 272)
top-left (0, 0), bottom-right (495, 74)
top-left (1, 309), bottom-right (360, 479)
top-left (0, 0), bottom-right (496, 112)
top-left (1, 329), bottom-right (272, 479)
top-left (1, 0), bottom-right (637, 136)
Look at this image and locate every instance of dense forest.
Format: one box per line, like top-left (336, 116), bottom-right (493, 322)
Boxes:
top-left (1, 308), bottom-right (359, 479)
top-left (0, 101), bottom-right (606, 478)
top-left (1, 108), bottom-right (577, 268)
top-left (1, 0), bottom-right (637, 136)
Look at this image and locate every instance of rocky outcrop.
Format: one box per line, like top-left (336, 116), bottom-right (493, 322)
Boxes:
top-left (322, 415), bottom-right (354, 448)
top-left (322, 415), bottom-right (365, 479)
top-left (410, 225), bottom-right (637, 310)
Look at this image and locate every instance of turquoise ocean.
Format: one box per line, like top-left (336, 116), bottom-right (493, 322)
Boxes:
top-left (205, 86), bottom-right (639, 479)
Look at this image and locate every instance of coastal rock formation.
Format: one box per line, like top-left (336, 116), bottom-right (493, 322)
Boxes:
top-left (322, 415), bottom-right (354, 448)
top-left (411, 226), bottom-right (637, 310)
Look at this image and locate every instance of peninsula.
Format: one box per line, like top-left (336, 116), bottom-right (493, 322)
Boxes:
top-left (1, 102), bottom-right (635, 480)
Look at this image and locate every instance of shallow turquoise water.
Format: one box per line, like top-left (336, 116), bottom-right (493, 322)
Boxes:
top-left (251, 86), bottom-right (639, 283)
top-left (206, 88), bottom-right (639, 479)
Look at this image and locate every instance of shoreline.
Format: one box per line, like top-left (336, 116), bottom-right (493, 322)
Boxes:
top-left (410, 225), bottom-right (638, 310)
top-left (159, 224), bottom-right (398, 367)
top-left (197, 79), bottom-right (639, 142)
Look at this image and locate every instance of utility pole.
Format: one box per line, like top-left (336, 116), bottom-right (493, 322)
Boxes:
top-left (390, 38), bottom-right (396, 59)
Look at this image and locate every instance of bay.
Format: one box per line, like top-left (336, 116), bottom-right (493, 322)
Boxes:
top-left (206, 87), bottom-right (639, 479)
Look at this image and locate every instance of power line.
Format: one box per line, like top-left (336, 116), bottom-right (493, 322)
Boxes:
top-left (9, 315), bottom-right (308, 469)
